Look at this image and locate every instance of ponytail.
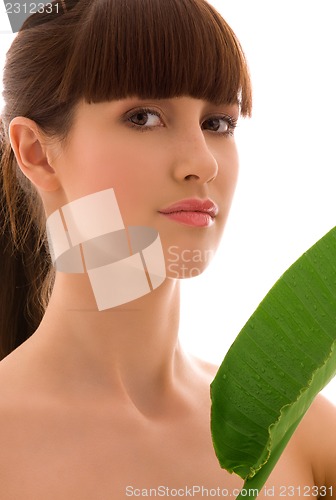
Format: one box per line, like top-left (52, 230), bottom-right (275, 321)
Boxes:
top-left (0, 119), bottom-right (54, 360)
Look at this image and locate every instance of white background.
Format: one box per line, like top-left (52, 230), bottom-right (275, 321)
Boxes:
top-left (0, 1), bottom-right (335, 405)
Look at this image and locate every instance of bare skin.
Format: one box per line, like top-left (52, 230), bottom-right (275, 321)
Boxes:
top-left (0, 328), bottom-right (334, 499)
top-left (1, 97), bottom-right (335, 498)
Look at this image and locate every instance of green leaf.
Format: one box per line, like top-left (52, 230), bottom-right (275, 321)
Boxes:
top-left (210, 226), bottom-right (336, 499)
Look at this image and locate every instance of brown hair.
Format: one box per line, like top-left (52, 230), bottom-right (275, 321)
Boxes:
top-left (0, 0), bottom-right (252, 359)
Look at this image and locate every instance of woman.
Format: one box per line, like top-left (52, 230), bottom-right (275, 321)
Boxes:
top-left (0, 0), bottom-right (335, 498)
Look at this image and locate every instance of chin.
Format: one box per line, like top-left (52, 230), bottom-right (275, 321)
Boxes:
top-left (166, 267), bottom-right (208, 280)
top-left (164, 244), bottom-right (215, 280)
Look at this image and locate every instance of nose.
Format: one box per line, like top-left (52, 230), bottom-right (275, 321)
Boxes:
top-left (171, 130), bottom-right (219, 184)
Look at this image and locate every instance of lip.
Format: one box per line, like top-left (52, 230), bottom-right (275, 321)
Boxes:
top-left (158, 198), bottom-right (219, 227)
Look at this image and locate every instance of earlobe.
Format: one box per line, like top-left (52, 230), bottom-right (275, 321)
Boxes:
top-left (8, 117), bottom-right (61, 192)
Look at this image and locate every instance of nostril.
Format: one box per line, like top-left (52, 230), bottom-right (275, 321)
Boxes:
top-left (184, 174), bottom-right (200, 181)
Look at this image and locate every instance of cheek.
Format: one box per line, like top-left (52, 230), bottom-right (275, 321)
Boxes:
top-left (58, 135), bottom-right (164, 223)
top-left (230, 147), bottom-right (240, 189)
top-left (57, 137), bottom-right (136, 200)
top-left (217, 142), bottom-right (239, 205)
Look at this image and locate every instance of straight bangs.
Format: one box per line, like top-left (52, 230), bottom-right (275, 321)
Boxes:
top-left (59, 0), bottom-right (252, 116)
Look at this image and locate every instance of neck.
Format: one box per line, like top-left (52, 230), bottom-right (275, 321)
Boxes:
top-left (34, 273), bottom-right (186, 409)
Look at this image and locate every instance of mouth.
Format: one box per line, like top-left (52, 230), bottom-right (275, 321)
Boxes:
top-left (158, 198), bottom-right (218, 227)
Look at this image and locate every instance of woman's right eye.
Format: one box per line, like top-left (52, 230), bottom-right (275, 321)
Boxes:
top-left (127, 108), bottom-right (163, 131)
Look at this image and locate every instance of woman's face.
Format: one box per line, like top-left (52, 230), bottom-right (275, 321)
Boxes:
top-left (50, 96), bottom-right (239, 279)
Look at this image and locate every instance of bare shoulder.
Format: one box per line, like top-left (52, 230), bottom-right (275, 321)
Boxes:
top-left (0, 349), bottom-right (31, 423)
top-left (294, 393), bottom-right (336, 490)
top-left (0, 354), bottom-right (29, 480)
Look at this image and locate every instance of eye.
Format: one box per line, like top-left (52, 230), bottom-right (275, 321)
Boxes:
top-left (126, 108), bottom-right (163, 130)
top-left (202, 115), bottom-right (237, 136)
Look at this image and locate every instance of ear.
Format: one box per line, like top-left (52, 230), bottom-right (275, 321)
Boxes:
top-left (9, 117), bottom-right (61, 192)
